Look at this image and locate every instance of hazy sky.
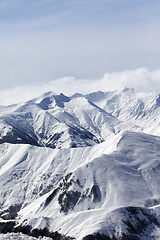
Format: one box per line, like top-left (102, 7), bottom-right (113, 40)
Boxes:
top-left (0, 0), bottom-right (160, 90)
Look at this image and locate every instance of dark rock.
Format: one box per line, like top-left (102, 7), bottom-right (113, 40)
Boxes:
top-left (45, 187), bottom-right (60, 206)
top-left (0, 204), bottom-right (22, 220)
top-left (82, 233), bottom-right (115, 240)
top-left (0, 221), bottom-right (15, 234)
top-left (58, 190), bottom-right (81, 213)
top-left (91, 185), bottom-right (101, 202)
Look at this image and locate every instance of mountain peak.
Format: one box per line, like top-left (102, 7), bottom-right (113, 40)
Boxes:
top-left (38, 93), bottom-right (71, 110)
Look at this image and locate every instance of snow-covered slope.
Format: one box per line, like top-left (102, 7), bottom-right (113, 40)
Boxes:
top-left (85, 88), bottom-right (160, 136)
top-left (0, 90), bottom-right (141, 150)
top-left (1, 89), bottom-right (160, 239)
top-left (0, 233), bottom-right (51, 240)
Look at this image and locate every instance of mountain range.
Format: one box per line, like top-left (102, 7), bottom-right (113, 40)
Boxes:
top-left (0, 88), bottom-right (160, 240)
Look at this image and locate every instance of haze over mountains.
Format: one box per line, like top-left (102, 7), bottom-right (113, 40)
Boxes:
top-left (1, 88), bottom-right (160, 239)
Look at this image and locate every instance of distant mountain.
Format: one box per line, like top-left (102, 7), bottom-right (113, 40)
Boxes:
top-left (0, 90), bottom-right (139, 149)
top-left (0, 89), bottom-right (160, 240)
top-left (85, 88), bottom-right (160, 136)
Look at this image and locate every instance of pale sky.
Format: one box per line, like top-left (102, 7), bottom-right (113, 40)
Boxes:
top-left (0, 0), bottom-right (160, 90)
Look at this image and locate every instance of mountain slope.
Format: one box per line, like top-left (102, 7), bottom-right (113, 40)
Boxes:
top-left (85, 88), bottom-right (160, 136)
top-left (1, 89), bottom-right (160, 239)
top-left (0, 131), bottom-right (160, 239)
top-left (0, 91), bottom-right (139, 149)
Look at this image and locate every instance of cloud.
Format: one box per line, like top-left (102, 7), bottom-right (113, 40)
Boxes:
top-left (0, 68), bottom-right (160, 106)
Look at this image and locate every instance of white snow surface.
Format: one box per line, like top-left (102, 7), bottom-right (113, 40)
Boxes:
top-left (0, 233), bottom-right (51, 240)
top-left (1, 88), bottom-right (160, 239)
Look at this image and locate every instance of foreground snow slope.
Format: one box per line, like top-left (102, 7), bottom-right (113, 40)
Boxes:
top-left (0, 233), bottom-right (51, 240)
top-left (1, 89), bottom-right (160, 239)
top-left (1, 131), bottom-right (160, 239)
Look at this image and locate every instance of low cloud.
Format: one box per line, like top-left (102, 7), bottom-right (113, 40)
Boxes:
top-left (0, 68), bottom-right (160, 106)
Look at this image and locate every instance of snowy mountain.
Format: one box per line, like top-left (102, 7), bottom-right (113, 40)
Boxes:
top-left (0, 88), bottom-right (160, 239)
